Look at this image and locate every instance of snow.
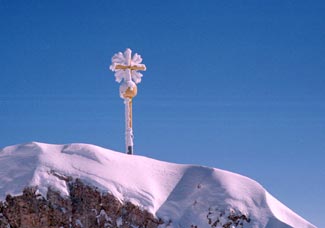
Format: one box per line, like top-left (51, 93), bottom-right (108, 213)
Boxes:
top-left (75, 219), bottom-right (83, 227)
top-left (0, 142), bottom-right (316, 228)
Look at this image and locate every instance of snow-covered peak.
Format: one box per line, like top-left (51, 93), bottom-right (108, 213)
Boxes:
top-left (0, 142), bottom-right (316, 228)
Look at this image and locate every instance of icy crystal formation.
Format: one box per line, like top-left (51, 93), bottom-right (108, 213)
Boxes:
top-left (110, 48), bottom-right (146, 84)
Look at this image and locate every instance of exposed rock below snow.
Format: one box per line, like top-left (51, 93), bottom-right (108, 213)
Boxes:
top-left (0, 179), bottom-right (162, 228)
top-left (0, 179), bottom-right (251, 228)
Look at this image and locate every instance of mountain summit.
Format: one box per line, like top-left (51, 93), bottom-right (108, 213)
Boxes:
top-left (0, 142), bottom-right (316, 228)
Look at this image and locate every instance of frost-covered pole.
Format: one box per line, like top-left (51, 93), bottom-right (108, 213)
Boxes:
top-left (110, 48), bottom-right (146, 155)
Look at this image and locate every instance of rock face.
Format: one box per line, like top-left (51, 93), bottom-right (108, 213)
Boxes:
top-left (0, 178), bottom-right (251, 228)
top-left (0, 179), bottom-right (163, 228)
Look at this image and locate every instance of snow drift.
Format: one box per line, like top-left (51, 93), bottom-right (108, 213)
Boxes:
top-left (0, 142), bottom-right (316, 228)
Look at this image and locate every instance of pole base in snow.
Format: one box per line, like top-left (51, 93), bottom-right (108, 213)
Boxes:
top-left (127, 146), bottom-right (133, 155)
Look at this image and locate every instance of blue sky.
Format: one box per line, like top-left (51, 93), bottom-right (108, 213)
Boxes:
top-left (0, 0), bottom-right (324, 226)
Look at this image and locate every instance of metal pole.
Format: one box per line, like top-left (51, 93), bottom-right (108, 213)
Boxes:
top-left (124, 97), bottom-right (133, 154)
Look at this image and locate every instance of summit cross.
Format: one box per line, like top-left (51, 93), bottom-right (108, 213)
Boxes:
top-left (110, 48), bottom-right (147, 155)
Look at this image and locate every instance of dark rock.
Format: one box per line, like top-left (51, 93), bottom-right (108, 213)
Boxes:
top-left (0, 178), bottom-right (163, 228)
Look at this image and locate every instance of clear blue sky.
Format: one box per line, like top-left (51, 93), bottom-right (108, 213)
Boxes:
top-left (0, 1), bottom-right (324, 227)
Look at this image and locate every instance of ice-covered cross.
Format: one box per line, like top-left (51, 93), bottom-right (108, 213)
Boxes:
top-left (109, 48), bottom-right (146, 155)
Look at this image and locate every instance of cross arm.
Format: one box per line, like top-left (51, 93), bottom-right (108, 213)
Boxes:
top-left (115, 64), bottom-right (146, 71)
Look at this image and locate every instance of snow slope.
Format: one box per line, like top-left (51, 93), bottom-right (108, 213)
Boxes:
top-left (0, 142), bottom-right (316, 228)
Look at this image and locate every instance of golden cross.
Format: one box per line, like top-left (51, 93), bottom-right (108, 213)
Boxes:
top-left (114, 64), bottom-right (146, 71)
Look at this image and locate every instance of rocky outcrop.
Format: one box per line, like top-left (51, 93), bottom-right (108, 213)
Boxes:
top-left (0, 179), bottom-right (163, 228)
top-left (0, 177), bottom-right (250, 228)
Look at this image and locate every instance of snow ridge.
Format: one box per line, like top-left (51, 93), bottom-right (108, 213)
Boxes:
top-left (0, 142), bottom-right (316, 228)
